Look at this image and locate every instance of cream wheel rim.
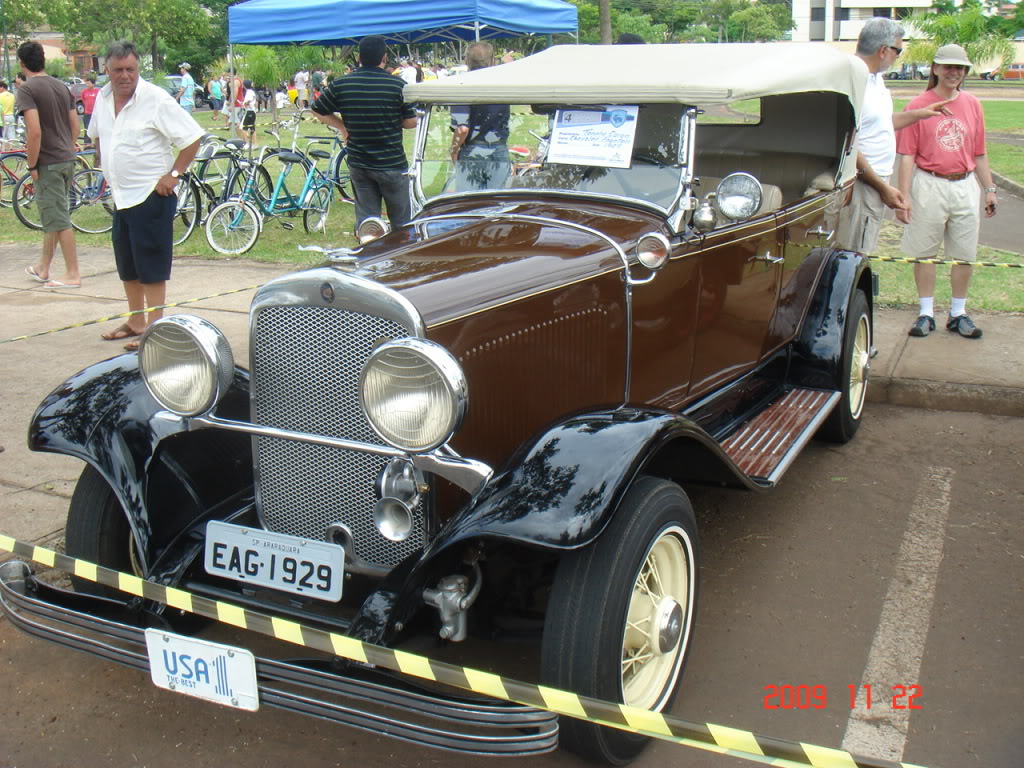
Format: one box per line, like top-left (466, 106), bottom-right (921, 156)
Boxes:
top-left (621, 526), bottom-right (693, 710)
top-left (849, 313), bottom-right (870, 420)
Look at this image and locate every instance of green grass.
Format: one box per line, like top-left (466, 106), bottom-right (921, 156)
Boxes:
top-left (872, 220), bottom-right (1024, 312)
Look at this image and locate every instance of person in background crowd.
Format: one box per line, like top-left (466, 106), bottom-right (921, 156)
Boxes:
top-left (0, 80), bottom-right (16, 144)
top-left (79, 75), bottom-right (100, 144)
top-left (89, 40), bottom-right (203, 350)
top-left (240, 79), bottom-right (258, 142)
top-left (449, 42), bottom-right (510, 192)
top-left (230, 69), bottom-right (244, 139)
top-left (294, 68), bottom-right (309, 108)
top-left (399, 59), bottom-right (417, 85)
top-left (16, 41), bottom-right (81, 290)
top-left (311, 35), bottom-right (417, 228)
top-left (311, 67), bottom-right (324, 99)
top-left (275, 86), bottom-right (288, 111)
top-left (837, 18), bottom-right (951, 256)
top-left (896, 43), bottom-right (997, 340)
top-left (207, 74), bottom-right (224, 123)
top-left (175, 62), bottom-right (195, 113)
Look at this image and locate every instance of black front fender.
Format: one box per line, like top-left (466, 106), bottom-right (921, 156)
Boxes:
top-left (29, 355), bottom-right (254, 574)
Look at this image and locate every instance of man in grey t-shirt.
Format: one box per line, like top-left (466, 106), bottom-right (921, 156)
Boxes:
top-left (16, 41), bottom-right (81, 288)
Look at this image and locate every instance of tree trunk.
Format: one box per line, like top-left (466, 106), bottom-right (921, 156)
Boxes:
top-left (151, 37), bottom-right (160, 73)
top-left (599, 0), bottom-right (612, 44)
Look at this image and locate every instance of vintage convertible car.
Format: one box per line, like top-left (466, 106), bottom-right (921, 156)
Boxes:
top-left (1, 44), bottom-right (872, 763)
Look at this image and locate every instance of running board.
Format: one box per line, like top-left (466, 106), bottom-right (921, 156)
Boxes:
top-left (720, 388), bottom-right (840, 486)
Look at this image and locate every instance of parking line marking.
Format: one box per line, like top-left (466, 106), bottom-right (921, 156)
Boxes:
top-left (841, 466), bottom-right (953, 761)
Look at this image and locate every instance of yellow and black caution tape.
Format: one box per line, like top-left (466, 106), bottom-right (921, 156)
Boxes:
top-left (867, 256), bottom-right (1023, 268)
top-left (0, 535), bottom-right (929, 768)
top-left (0, 284), bottom-right (264, 345)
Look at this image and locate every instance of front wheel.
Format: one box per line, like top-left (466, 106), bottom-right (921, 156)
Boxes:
top-left (65, 465), bottom-right (137, 598)
top-left (68, 169), bottom-right (114, 234)
top-left (541, 476), bottom-right (699, 764)
top-left (12, 172), bottom-right (42, 230)
top-left (818, 288), bottom-right (870, 443)
top-left (303, 184), bottom-right (332, 233)
top-left (206, 199), bottom-right (261, 255)
top-left (172, 177), bottom-right (201, 246)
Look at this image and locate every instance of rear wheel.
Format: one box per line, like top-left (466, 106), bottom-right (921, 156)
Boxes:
top-left (172, 177), bottom-right (201, 246)
top-left (303, 185), bottom-right (332, 234)
top-left (206, 199), bottom-right (261, 255)
top-left (0, 152), bottom-right (28, 207)
top-left (819, 289), bottom-right (870, 443)
top-left (68, 169), bottom-right (114, 234)
top-left (195, 151), bottom-right (234, 201)
top-left (542, 476), bottom-right (699, 764)
top-left (224, 163), bottom-right (273, 208)
top-left (331, 149), bottom-right (354, 202)
top-left (12, 172), bottom-right (42, 230)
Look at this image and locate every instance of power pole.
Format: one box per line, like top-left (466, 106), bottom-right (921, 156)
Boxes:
top-left (599, 0), bottom-right (612, 44)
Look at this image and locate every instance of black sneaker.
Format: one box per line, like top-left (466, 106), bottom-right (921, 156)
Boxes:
top-left (946, 314), bottom-right (982, 339)
top-left (908, 315), bottom-right (936, 337)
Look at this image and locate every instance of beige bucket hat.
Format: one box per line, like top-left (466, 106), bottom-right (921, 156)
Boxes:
top-left (932, 44), bottom-right (971, 67)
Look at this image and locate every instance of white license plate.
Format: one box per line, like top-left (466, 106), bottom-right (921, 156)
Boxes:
top-left (204, 521), bottom-right (344, 602)
top-left (145, 629), bottom-right (259, 711)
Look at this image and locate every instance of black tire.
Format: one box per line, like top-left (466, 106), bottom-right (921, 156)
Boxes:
top-left (224, 163), bottom-right (274, 209)
top-left (66, 465), bottom-right (136, 598)
top-left (0, 153), bottom-right (28, 207)
top-left (68, 169), bottom-right (114, 234)
top-left (195, 151), bottom-right (234, 200)
top-left (541, 476), bottom-right (699, 765)
top-left (818, 289), bottom-right (870, 443)
top-left (76, 100), bottom-right (85, 115)
top-left (331, 149), bottom-right (354, 202)
top-left (172, 176), bottom-right (201, 246)
top-left (303, 184), bottom-right (332, 234)
top-left (12, 172), bottom-right (42, 230)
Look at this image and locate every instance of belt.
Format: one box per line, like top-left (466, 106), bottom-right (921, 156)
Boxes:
top-left (921, 168), bottom-right (971, 181)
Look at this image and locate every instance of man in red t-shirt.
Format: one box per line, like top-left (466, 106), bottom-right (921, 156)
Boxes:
top-left (80, 75), bottom-right (100, 145)
top-left (895, 44), bottom-right (998, 339)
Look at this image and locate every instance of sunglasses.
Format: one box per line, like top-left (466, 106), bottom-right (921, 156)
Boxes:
top-left (888, 46), bottom-right (903, 56)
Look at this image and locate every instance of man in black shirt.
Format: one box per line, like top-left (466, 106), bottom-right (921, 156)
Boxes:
top-left (449, 42), bottom-right (510, 192)
top-left (311, 36), bottom-right (418, 228)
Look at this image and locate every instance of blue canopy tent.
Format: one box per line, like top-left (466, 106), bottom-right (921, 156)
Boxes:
top-left (227, 0), bottom-right (579, 46)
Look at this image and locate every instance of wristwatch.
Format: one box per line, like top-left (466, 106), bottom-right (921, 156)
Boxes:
top-left (170, 169), bottom-right (180, 179)
top-left (984, 186), bottom-right (997, 193)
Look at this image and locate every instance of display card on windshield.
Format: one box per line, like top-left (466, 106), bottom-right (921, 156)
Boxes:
top-left (546, 106), bottom-right (639, 169)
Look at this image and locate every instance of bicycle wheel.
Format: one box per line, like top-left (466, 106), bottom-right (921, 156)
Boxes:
top-left (260, 150), bottom-right (312, 211)
top-left (303, 185), bottom-right (332, 234)
top-left (224, 163), bottom-right (273, 208)
top-left (172, 177), bottom-right (200, 246)
top-left (0, 153), bottom-right (28, 207)
top-left (331, 149), bottom-right (354, 202)
top-left (196, 151), bottom-right (233, 200)
top-left (12, 173), bottom-right (42, 230)
top-left (205, 199), bottom-right (261, 255)
top-left (68, 169), bottom-right (114, 234)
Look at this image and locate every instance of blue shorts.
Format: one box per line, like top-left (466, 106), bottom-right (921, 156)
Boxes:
top-left (112, 190), bottom-right (176, 283)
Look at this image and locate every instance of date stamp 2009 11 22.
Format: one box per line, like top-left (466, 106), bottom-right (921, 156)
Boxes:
top-left (763, 684), bottom-right (923, 710)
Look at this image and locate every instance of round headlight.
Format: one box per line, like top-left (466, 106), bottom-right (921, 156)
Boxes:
top-left (139, 316), bottom-right (234, 416)
top-left (356, 216), bottom-right (391, 243)
top-left (360, 338), bottom-right (466, 453)
top-left (636, 233), bottom-right (671, 270)
top-left (716, 173), bottom-right (763, 221)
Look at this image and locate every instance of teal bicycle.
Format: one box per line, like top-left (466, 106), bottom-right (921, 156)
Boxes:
top-left (204, 140), bottom-right (340, 255)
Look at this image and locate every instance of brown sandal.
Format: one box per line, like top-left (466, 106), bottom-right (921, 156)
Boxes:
top-left (101, 323), bottom-right (142, 341)
top-left (124, 340), bottom-right (141, 352)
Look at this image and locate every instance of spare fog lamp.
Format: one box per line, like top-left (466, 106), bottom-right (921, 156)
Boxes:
top-left (139, 315), bottom-right (234, 416)
top-left (635, 233), bottom-right (671, 270)
top-left (360, 338), bottom-right (467, 453)
top-left (356, 216), bottom-right (391, 243)
top-left (373, 497), bottom-right (415, 542)
top-left (716, 173), bottom-right (763, 221)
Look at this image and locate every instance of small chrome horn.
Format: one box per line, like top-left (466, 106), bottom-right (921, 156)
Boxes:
top-left (373, 498), bottom-right (414, 541)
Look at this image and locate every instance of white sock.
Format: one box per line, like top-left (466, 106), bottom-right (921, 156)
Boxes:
top-left (950, 297), bottom-right (966, 318)
top-left (919, 297), bottom-right (934, 318)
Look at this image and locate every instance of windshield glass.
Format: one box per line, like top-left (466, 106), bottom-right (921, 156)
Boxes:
top-left (416, 103), bottom-right (687, 210)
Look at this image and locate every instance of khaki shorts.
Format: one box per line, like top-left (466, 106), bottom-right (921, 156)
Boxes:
top-left (837, 176), bottom-right (889, 255)
top-left (901, 169), bottom-right (980, 263)
top-left (37, 161), bottom-right (75, 233)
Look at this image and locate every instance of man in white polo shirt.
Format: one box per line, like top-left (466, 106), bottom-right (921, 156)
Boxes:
top-left (838, 18), bottom-right (953, 254)
top-left (88, 41), bottom-right (204, 351)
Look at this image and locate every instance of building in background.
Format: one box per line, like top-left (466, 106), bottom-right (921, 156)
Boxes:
top-left (791, 0), bottom-right (933, 42)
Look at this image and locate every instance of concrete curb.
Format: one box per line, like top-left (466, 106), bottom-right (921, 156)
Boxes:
top-left (867, 376), bottom-right (1024, 418)
top-left (993, 171), bottom-right (1024, 199)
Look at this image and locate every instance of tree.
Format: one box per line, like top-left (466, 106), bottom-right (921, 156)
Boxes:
top-left (599, 0), bottom-right (612, 44)
top-left (239, 45), bottom-right (285, 120)
top-left (729, 5), bottom-right (787, 42)
top-left (904, 5), bottom-right (1015, 73)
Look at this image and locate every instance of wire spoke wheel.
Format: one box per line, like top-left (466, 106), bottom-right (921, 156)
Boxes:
top-left (205, 199), bottom-right (260, 255)
top-left (0, 153), bottom-right (28, 207)
top-left (172, 178), bottom-right (200, 246)
top-left (12, 173), bottom-right (42, 230)
top-left (302, 185), bottom-right (332, 234)
top-left (819, 289), bottom-right (870, 443)
top-left (68, 169), bottom-right (114, 234)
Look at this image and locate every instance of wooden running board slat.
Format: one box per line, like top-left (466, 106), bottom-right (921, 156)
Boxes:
top-left (721, 388), bottom-right (840, 484)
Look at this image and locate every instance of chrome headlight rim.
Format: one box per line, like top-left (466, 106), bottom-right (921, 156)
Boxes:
top-left (635, 232), bottom-right (671, 270)
top-left (356, 216), bottom-right (391, 243)
top-left (716, 172), bottom-right (763, 221)
top-left (359, 337), bottom-right (467, 454)
top-left (139, 315), bottom-right (234, 417)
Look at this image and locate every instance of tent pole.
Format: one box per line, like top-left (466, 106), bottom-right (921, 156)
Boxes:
top-left (475, 22), bottom-right (480, 42)
top-left (228, 43), bottom-right (236, 135)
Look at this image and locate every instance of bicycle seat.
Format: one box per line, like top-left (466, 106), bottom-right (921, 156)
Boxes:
top-left (310, 150), bottom-right (331, 160)
top-left (277, 151), bottom-right (305, 164)
top-left (225, 139), bottom-right (245, 150)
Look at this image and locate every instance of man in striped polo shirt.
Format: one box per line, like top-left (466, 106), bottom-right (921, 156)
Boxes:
top-left (312, 35), bottom-right (418, 228)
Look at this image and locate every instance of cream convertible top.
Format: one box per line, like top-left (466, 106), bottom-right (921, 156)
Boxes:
top-left (404, 42), bottom-right (868, 113)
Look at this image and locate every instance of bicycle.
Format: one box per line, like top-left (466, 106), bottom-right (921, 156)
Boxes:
top-left (0, 149), bottom-right (28, 207)
top-left (205, 140), bottom-right (336, 254)
top-left (67, 168), bottom-right (114, 234)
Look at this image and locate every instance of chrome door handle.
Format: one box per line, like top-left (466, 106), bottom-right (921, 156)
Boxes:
top-left (751, 251), bottom-right (784, 264)
top-left (807, 227), bottom-right (835, 240)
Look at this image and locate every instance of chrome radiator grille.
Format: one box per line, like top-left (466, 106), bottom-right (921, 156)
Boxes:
top-left (252, 305), bottom-right (424, 571)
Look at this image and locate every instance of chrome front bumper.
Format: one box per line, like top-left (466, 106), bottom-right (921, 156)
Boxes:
top-left (0, 560), bottom-right (557, 756)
